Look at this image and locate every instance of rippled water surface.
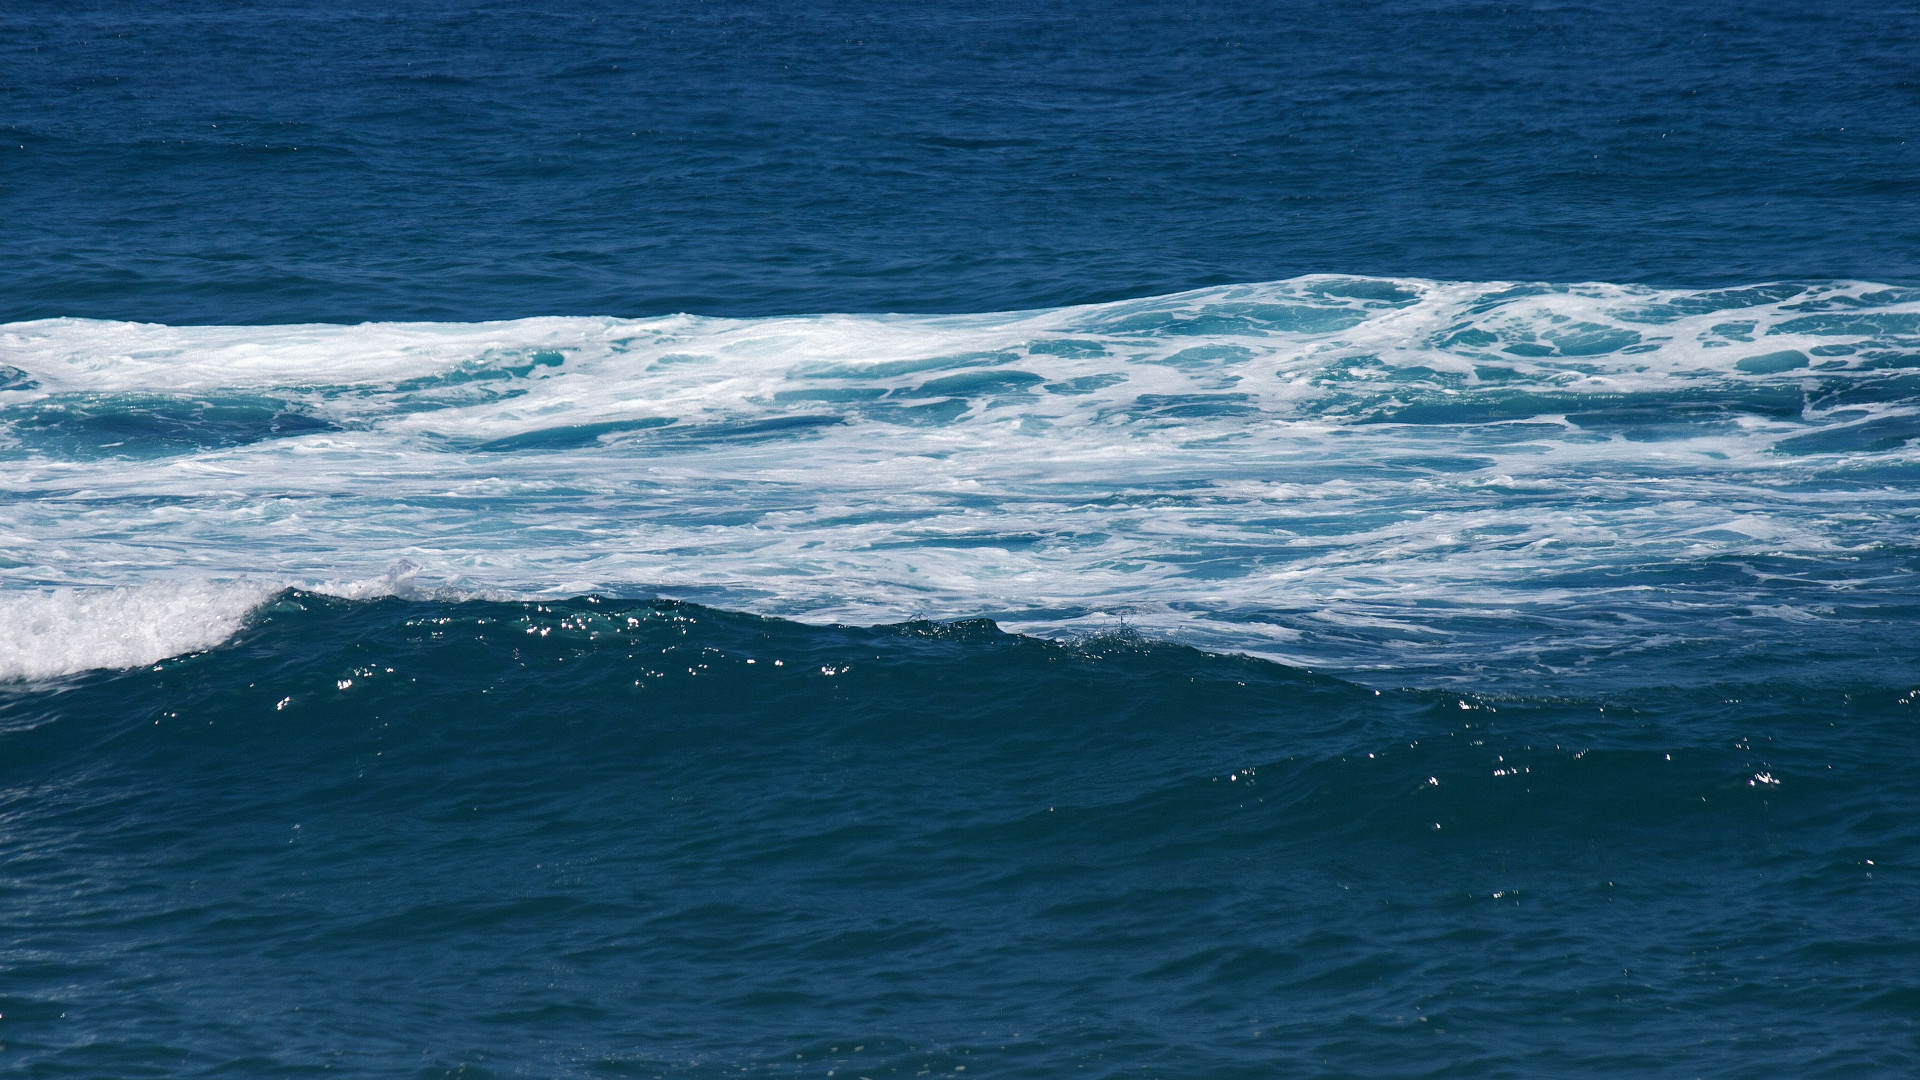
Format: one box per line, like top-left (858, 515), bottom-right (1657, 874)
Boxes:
top-left (4, 2), bottom-right (1919, 1077)
top-left (5, 0), bottom-right (1920, 322)
top-left (4, 596), bottom-right (1917, 1077)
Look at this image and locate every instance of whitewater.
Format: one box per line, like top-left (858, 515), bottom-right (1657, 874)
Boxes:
top-left (4, 276), bottom-right (1918, 684)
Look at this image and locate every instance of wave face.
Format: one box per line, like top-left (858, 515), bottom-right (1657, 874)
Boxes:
top-left (6, 279), bottom-right (1920, 1076)
top-left (5, 277), bottom-right (1920, 686)
top-left (2, 594), bottom-right (1915, 1077)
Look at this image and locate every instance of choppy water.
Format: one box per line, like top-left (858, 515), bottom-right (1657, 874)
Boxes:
top-left (5, 277), bottom-right (1920, 1077)
top-left (5, 277), bottom-right (1920, 689)
top-left (6, 1), bottom-right (1920, 1076)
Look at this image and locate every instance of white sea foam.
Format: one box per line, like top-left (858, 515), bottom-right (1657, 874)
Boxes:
top-left (0, 567), bottom-right (444, 681)
top-left (0, 581), bottom-right (276, 681)
top-left (3, 277), bottom-right (1917, 679)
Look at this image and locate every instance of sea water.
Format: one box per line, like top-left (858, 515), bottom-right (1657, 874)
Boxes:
top-left (3, 2), bottom-right (1918, 1077)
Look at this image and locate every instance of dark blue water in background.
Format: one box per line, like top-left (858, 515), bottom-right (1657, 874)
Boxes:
top-left (5, 0), bottom-right (1920, 324)
top-left (5, 2), bottom-right (1920, 1077)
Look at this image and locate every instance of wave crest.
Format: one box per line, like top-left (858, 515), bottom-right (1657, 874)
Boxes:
top-left (0, 581), bottom-right (275, 681)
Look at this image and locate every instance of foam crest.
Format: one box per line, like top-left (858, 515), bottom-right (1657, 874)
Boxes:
top-left (0, 581), bottom-right (275, 682)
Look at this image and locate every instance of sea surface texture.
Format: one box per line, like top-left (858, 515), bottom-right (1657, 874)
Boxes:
top-left (4, 2), bottom-right (1920, 1078)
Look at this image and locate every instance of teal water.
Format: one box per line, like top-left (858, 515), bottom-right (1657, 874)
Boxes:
top-left (4, 595), bottom-right (1915, 1077)
top-left (6, 1), bottom-right (1920, 1075)
top-left (5, 278), bottom-right (1920, 1079)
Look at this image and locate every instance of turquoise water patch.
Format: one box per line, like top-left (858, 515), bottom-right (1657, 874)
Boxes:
top-left (394, 349), bottom-right (565, 391)
top-left (1151, 344), bottom-right (1257, 368)
top-left (1044, 373), bottom-right (1128, 395)
top-left (1352, 385), bottom-right (1806, 428)
top-left (1736, 350), bottom-right (1810, 374)
top-left (1770, 313), bottom-right (1920, 337)
top-left (1300, 278), bottom-right (1423, 305)
top-left (1774, 413), bottom-right (1920, 455)
top-left (1621, 285), bottom-right (1810, 323)
top-left (1027, 338), bottom-right (1107, 357)
top-left (866, 398), bottom-right (973, 425)
top-left (771, 387), bottom-right (888, 404)
top-left (1130, 393), bottom-right (1260, 419)
top-left (1543, 323), bottom-right (1642, 356)
top-left (894, 370), bottom-right (1046, 398)
top-left (795, 350), bottom-right (1020, 380)
top-left (0, 393), bottom-right (336, 458)
top-left (471, 416), bottom-right (675, 452)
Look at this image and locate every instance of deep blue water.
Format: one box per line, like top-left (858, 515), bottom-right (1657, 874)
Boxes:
top-left (4, 2), bottom-right (1920, 1077)
top-left (5, 0), bottom-right (1920, 323)
top-left (4, 597), bottom-right (1917, 1077)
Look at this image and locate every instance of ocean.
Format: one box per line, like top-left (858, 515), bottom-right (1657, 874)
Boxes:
top-left (3, 2), bottom-right (1918, 1076)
